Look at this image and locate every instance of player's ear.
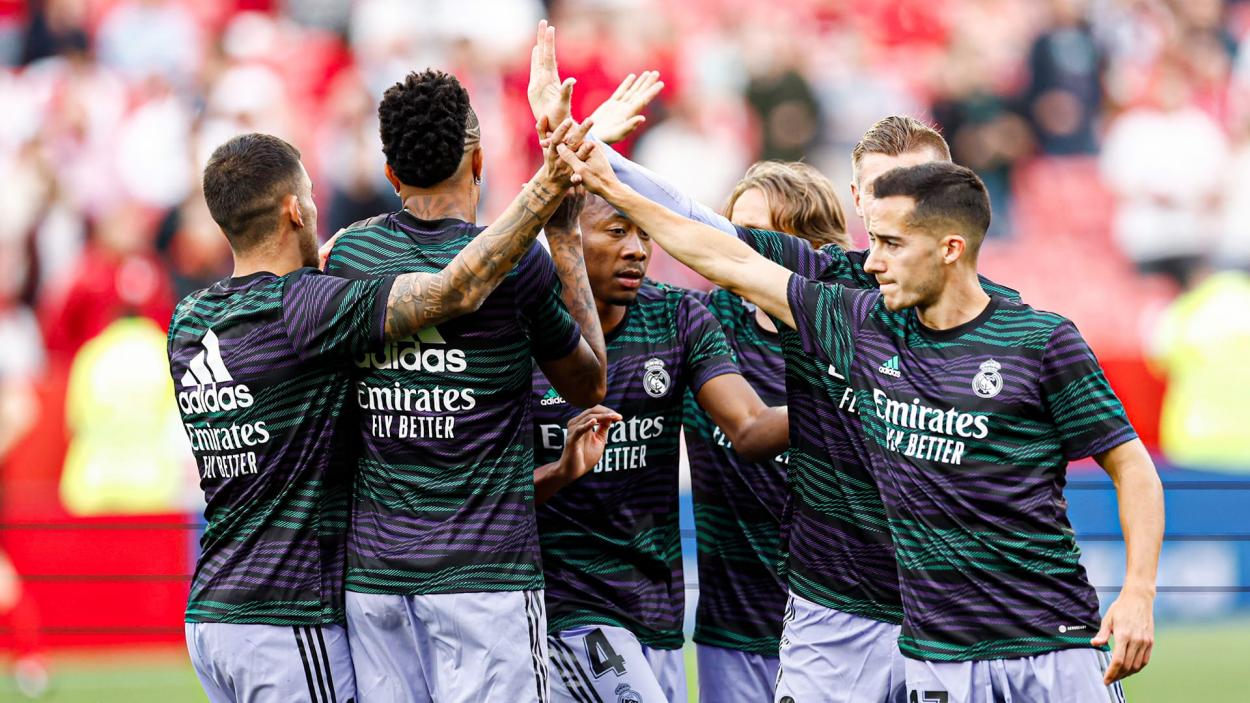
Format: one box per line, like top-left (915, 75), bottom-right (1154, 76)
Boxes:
top-left (384, 163), bottom-right (401, 194)
top-left (471, 147), bottom-right (484, 181)
top-left (850, 180), bottom-right (863, 217)
top-left (285, 193), bottom-right (304, 230)
top-left (942, 234), bottom-right (966, 264)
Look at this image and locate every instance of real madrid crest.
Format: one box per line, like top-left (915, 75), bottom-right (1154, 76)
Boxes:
top-left (972, 358), bottom-right (1003, 399)
top-left (643, 357), bottom-right (670, 398)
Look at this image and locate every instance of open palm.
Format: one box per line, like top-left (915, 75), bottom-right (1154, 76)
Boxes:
top-left (528, 20), bottom-right (574, 130)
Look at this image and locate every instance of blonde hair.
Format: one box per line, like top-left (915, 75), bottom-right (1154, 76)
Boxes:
top-left (851, 116), bottom-right (951, 183)
top-left (723, 161), bottom-right (849, 249)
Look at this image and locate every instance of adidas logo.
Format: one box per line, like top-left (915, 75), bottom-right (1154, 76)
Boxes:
top-left (877, 355), bottom-right (901, 378)
top-left (539, 387), bottom-right (566, 406)
top-left (177, 330), bottom-right (253, 413)
top-left (355, 326), bottom-right (467, 373)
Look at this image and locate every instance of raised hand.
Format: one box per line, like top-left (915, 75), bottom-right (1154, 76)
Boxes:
top-left (555, 138), bottom-right (616, 196)
top-left (543, 117), bottom-right (596, 187)
top-left (528, 20), bottom-right (574, 131)
top-left (589, 71), bottom-right (665, 144)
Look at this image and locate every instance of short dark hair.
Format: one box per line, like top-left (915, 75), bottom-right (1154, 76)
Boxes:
top-left (378, 69), bottom-right (475, 188)
top-left (871, 161), bottom-right (991, 253)
top-left (202, 133), bottom-right (303, 252)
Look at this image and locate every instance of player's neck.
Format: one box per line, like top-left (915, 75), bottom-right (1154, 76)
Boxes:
top-left (231, 234), bottom-right (307, 278)
top-left (598, 298), bottom-right (628, 335)
top-left (398, 181), bottom-right (477, 224)
top-left (915, 271), bottom-right (990, 332)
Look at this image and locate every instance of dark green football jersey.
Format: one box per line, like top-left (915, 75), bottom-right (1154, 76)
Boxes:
top-left (325, 212), bottom-right (581, 595)
top-left (168, 269), bottom-right (394, 625)
top-left (787, 275), bottom-right (1136, 661)
top-left (532, 283), bottom-right (738, 649)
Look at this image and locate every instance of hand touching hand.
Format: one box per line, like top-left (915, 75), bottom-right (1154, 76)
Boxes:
top-left (528, 20), bottom-right (574, 130)
top-left (589, 71), bottom-right (665, 144)
top-left (555, 138), bottom-right (617, 196)
top-left (543, 117), bottom-right (596, 187)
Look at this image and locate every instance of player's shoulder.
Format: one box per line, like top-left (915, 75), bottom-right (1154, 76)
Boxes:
top-left (990, 297), bottom-right (1074, 348)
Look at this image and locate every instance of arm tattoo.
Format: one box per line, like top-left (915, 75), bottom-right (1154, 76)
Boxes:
top-left (546, 224), bottom-right (607, 369)
top-left (383, 170), bottom-right (565, 341)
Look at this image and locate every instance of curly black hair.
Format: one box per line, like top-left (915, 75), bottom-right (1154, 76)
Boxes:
top-left (378, 69), bottom-right (473, 188)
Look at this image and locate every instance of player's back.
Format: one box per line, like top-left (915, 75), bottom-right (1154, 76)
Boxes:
top-left (682, 288), bottom-right (791, 654)
top-left (169, 269), bottom-right (391, 625)
top-left (325, 211), bottom-right (582, 596)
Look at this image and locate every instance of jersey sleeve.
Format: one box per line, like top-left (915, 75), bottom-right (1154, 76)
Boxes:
top-left (281, 269), bottom-right (396, 362)
top-left (736, 226), bottom-right (856, 282)
top-left (785, 273), bottom-right (870, 375)
top-left (600, 139), bottom-right (738, 236)
top-left (1040, 320), bottom-right (1138, 460)
top-left (516, 244), bottom-right (583, 362)
top-left (677, 293), bottom-right (739, 394)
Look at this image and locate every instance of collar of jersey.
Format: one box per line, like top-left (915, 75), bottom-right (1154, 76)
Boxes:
top-left (908, 294), bottom-right (1001, 342)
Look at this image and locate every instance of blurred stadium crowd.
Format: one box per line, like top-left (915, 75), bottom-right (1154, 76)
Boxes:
top-left (1, 0), bottom-right (1250, 689)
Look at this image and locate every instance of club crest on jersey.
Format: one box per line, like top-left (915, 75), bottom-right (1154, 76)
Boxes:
top-left (972, 358), bottom-right (1003, 398)
top-left (615, 684), bottom-right (643, 703)
top-left (642, 358), bottom-right (670, 398)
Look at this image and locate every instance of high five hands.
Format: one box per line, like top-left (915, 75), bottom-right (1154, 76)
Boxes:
top-left (528, 20), bottom-right (664, 146)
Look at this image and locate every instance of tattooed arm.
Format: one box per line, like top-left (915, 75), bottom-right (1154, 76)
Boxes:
top-left (538, 187), bottom-right (608, 406)
top-left (383, 118), bottom-right (595, 342)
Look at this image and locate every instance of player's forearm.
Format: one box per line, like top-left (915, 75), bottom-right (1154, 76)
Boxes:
top-left (599, 139), bottom-right (736, 236)
top-left (1116, 465), bottom-right (1165, 594)
top-left (546, 224), bottom-right (608, 391)
top-left (603, 182), bottom-right (795, 326)
top-left (729, 405), bottom-right (790, 462)
top-left (1104, 441), bottom-right (1165, 594)
top-left (383, 168), bottom-right (565, 341)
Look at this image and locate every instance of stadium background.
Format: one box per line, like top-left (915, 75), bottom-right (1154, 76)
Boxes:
top-left (1, 0), bottom-right (1248, 700)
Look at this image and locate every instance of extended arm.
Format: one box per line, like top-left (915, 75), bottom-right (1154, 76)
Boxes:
top-left (1091, 438), bottom-right (1163, 683)
top-left (534, 406), bottom-right (622, 504)
top-left (538, 188), bottom-right (608, 406)
top-left (596, 140), bottom-right (736, 236)
top-left (695, 374), bottom-right (788, 461)
top-left (382, 119), bottom-right (592, 342)
top-left (559, 143), bottom-right (796, 328)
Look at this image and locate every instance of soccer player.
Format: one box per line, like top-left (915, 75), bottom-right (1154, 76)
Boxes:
top-left (584, 93), bottom-right (1018, 700)
top-left (530, 187), bottom-right (789, 703)
top-left (557, 145), bottom-right (1164, 701)
top-left (321, 69), bottom-right (607, 702)
top-left (171, 128), bottom-right (586, 703)
top-left (681, 161), bottom-right (849, 703)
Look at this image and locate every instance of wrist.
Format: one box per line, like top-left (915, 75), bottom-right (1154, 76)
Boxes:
top-left (1119, 580), bottom-right (1156, 599)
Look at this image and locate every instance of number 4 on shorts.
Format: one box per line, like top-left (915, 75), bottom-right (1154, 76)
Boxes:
top-left (584, 629), bottom-right (627, 678)
top-left (910, 692), bottom-right (949, 703)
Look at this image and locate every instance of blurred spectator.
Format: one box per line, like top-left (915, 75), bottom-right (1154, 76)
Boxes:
top-left (18, 0), bottom-right (88, 66)
top-left (95, 0), bottom-right (202, 87)
top-left (1101, 58), bottom-right (1227, 289)
top-left (1024, 0), bottom-right (1103, 155)
top-left (931, 41), bottom-right (1033, 238)
top-left (38, 204), bottom-right (174, 365)
top-left (744, 39), bottom-right (822, 162)
top-left (1150, 268), bottom-right (1250, 471)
